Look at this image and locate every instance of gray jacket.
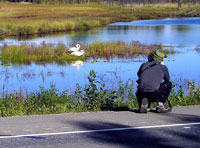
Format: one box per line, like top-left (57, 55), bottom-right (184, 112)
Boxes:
top-left (137, 60), bottom-right (170, 92)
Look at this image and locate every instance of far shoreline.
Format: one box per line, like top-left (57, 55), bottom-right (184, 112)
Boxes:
top-left (0, 2), bottom-right (200, 38)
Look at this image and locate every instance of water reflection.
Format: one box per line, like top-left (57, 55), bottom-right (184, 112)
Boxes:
top-left (194, 45), bottom-right (200, 54)
top-left (70, 60), bottom-right (85, 70)
top-left (171, 25), bottom-right (191, 32)
top-left (107, 25), bottom-right (165, 31)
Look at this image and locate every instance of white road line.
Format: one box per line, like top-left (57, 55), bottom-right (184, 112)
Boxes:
top-left (0, 122), bottom-right (200, 139)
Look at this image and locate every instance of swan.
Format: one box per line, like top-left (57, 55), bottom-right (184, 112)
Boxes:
top-left (68, 44), bottom-right (81, 52)
top-left (71, 50), bottom-right (85, 56)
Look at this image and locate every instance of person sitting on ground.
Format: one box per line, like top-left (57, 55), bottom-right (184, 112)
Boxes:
top-left (136, 50), bottom-right (172, 113)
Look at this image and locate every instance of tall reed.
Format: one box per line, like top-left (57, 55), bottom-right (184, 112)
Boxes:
top-left (1, 42), bottom-right (86, 63)
top-left (82, 40), bottom-right (175, 58)
top-left (1, 41), bottom-right (175, 63)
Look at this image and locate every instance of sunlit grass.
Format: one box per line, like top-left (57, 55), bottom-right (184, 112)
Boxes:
top-left (0, 17), bottom-right (110, 36)
top-left (0, 2), bottom-right (199, 37)
top-left (1, 41), bottom-right (175, 64)
top-left (0, 2), bottom-right (114, 36)
top-left (1, 42), bottom-right (86, 64)
top-left (84, 41), bottom-right (175, 59)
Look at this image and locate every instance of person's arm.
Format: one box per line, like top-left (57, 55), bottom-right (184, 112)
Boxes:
top-left (137, 63), bottom-right (144, 77)
top-left (162, 65), bottom-right (170, 81)
top-left (137, 63), bottom-right (145, 84)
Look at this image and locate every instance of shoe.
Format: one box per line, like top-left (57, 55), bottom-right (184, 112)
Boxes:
top-left (156, 105), bottom-right (171, 113)
top-left (139, 98), bottom-right (148, 113)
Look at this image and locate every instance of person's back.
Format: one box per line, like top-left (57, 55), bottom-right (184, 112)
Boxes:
top-left (137, 60), bottom-right (170, 92)
top-left (136, 50), bottom-right (172, 113)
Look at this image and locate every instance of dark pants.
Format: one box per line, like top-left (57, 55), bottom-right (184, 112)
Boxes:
top-left (136, 81), bottom-right (172, 106)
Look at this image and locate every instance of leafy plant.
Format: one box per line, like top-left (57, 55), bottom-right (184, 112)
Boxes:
top-left (83, 70), bottom-right (117, 111)
top-left (0, 97), bottom-right (6, 117)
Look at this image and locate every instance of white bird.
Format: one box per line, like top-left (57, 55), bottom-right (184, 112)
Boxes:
top-left (68, 44), bottom-right (81, 52)
top-left (71, 50), bottom-right (85, 57)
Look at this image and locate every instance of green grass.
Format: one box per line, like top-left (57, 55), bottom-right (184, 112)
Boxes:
top-left (86, 41), bottom-right (175, 58)
top-left (0, 70), bottom-right (199, 117)
top-left (1, 41), bottom-right (176, 64)
top-left (0, 2), bottom-right (200, 37)
top-left (1, 42), bottom-right (86, 64)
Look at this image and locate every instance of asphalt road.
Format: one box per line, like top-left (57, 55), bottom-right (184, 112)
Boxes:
top-left (0, 105), bottom-right (200, 148)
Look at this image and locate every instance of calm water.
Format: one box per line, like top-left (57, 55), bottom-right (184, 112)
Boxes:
top-left (0, 17), bottom-right (200, 93)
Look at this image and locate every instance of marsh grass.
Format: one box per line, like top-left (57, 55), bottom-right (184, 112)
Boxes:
top-left (0, 70), bottom-right (199, 117)
top-left (0, 2), bottom-right (199, 37)
top-left (1, 42), bottom-right (86, 63)
top-left (1, 41), bottom-right (175, 63)
top-left (85, 41), bottom-right (175, 59)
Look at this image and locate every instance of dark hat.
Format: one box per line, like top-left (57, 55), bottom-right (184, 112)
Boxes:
top-left (153, 50), bottom-right (167, 62)
top-left (148, 53), bottom-right (154, 62)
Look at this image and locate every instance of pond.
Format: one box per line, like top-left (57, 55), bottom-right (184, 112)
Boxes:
top-left (0, 17), bottom-right (200, 93)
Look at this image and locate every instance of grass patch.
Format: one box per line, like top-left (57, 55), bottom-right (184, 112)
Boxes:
top-left (1, 42), bottom-right (86, 64)
top-left (85, 41), bottom-right (175, 59)
top-left (1, 41), bottom-right (176, 64)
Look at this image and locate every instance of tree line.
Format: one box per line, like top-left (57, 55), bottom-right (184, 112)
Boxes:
top-left (2, 0), bottom-right (200, 8)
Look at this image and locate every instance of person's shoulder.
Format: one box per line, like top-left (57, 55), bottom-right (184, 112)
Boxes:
top-left (140, 61), bottom-right (151, 68)
top-left (143, 61), bottom-right (152, 65)
top-left (160, 64), bottom-right (168, 68)
top-left (160, 64), bottom-right (169, 71)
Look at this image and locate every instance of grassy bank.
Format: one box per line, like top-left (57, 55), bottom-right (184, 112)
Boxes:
top-left (1, 42), bottom-right (86, 64)
top-left (0, 2), bottom-right (200, 37)
top-left (0, 41), bottom-right (175, 64)
top-left (0, 70), bottom-right (199, 117)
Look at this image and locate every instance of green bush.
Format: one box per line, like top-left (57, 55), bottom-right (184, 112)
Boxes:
top-left (83, 70), bottom-right (118, 111)
top-left (0, 98), bottom-right (6, 117)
